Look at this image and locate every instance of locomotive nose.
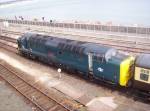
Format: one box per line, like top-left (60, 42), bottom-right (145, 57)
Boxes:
top-left (120, 56), bottom-right (135, 87)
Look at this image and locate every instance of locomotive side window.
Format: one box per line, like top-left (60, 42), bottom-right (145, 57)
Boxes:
top-left (140, 73), bottom-right (149, 81)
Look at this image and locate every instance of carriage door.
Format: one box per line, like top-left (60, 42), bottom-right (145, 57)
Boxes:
top-left (88, 53), bottom-right (93, 74)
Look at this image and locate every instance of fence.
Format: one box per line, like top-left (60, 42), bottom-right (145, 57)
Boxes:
top-left (0, 18), bottom-right (150, 36)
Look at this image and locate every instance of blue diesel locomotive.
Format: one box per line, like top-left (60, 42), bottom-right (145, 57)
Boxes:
top-left (17, 33), bottom-right (135, 87)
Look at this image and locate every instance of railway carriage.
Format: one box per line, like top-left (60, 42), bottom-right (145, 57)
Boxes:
top-left (133, 54), bottom-right (150, 97)
top-left (17, 33), bottom-right (134, 87)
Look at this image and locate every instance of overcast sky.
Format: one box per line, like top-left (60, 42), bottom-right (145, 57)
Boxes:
top-left (0, 0), bottom-right (15, 3)
top-left (0, 0), bottom-right (150, 26)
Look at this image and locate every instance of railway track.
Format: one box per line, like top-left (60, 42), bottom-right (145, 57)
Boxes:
top-left (1, 29), bottom-right (22, 36)
top-left (0, 35), bottom-right (17, 43)
top-left (1, 30), bottom-right (150, 54)
top-left (0, 36), bottom-right (86, 111)
top-left (0, 40), bottom-right (17, 53)
top-left (0, 26), bottom-right (150, 108)
top-left (0, 63), bottom-right (71, 111)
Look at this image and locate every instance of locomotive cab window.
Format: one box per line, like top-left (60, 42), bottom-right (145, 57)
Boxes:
top-left (94, 55), bottom-right (105, 63)
top-left (98, 56), bottom-right (104, 62)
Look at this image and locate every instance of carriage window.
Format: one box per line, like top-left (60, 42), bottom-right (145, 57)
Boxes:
top-left (141, 69), bottom-right (149, 74)
top-left (140, 73), bottom-right (149, 81)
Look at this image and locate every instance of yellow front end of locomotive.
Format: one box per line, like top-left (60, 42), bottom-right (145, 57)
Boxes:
top-left (120, 56), bottom-right (135, 86)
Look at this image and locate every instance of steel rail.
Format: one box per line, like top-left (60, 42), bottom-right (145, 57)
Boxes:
top-left (0, 63), bottom-right (70, 111)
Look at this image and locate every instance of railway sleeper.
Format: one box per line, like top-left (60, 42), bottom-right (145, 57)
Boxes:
top-left (19, 85), bottom-right (34, 93)
top-left (25, 91), bottom-right (40, 98)
top-left (48, 105), bottom-right (61, 111)
top-left (0, 68), bottom-right (9, 74)
top-left (39, 100), bottom-right (56, 110)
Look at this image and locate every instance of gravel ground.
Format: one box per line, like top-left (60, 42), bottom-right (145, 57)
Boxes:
top-left (0, 77), bottom-right (36, 111)
top-left (0, 48), bottom-right (149, 111)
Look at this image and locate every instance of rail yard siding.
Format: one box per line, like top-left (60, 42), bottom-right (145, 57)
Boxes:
top-left (0, 19), bottom-right (150, 35)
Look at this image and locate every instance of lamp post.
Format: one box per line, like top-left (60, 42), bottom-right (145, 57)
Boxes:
top-left (57, 68), bottom-right (62, 79)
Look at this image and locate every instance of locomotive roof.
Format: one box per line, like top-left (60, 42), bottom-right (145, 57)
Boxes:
top-left (82, 43), bottom-right (117, 61)
top-left (22, 33), bottom-right (117, 61)
top-left (136, 54), bottom-right (150, 69)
